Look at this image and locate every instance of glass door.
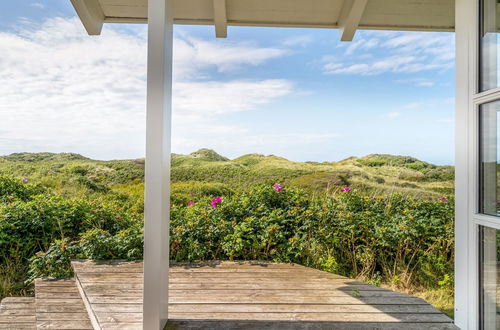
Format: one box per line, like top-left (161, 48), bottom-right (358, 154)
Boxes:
top-left (477, 1), bottom-right (500, 329)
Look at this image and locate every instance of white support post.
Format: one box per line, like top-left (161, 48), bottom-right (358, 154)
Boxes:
top-left (213, 0), bottom-right (228, 38)
top-left (337, 0), bottom-right (368, 41)
top-left (143, 0), bottom-right (173, 328)
top-left (454, 0), bottom-right (475, 328)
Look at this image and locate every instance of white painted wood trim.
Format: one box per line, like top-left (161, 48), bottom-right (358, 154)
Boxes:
top-left (337, 0), bottom-right (368, 41)
top-left (213, 0), bottom-right (228, 38)
top-left (102, 17), bottom-right (454, 32)
top-left (70, 0), bottom-right (104, 35)
top-left (143, 0), bottom-right (173, 329)
top-left (454, 0), bottom-right (474, 328)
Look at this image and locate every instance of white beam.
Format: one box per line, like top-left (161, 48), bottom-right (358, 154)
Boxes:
top-left (143, 0), bottom-right (173, 328)
top-left (70, 0), bottom-right (104, 35)
top-left (337, 0), bottom-right (368, 41)
top-left (213, 0), bottom-right (228, 38)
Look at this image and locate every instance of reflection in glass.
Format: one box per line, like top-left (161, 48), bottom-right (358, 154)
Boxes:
top-left (480, 226), bottom-right (500, 330)
top-left (480, 0), bottom-right (500, 91)
top-left (479, 101), bottom-right (500, 216)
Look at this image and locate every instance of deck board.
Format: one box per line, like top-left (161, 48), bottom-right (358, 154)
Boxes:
top-left (71, 260), bottom-right (457, 330)
top-left (35, 278), bottom-right (93, 329)
top-left (0, 296), bottom-right (36, 329)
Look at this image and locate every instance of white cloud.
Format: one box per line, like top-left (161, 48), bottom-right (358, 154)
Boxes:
top-left (30, 2), bottom-right (44, 9)
top-left (173, 80), bottom-right (293, 117)
top-left (396, 78), bottom-right (436, 87)
top-left (0, 18), bottom-right (295, 159)
top-left (282, 35), bottom-right (313, 47)
top-left (385, 112), bottom-right (401, 118)
top-left (323, 32), bottom-right (454, 76)
top-left (174, 36), bottom-right (289, 77)
top-left (344, 37), bottom-right (380, 56)
top-left (402, 98), bottom-right (454, 111)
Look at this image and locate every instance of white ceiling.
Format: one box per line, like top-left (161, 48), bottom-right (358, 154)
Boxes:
top-left (71, 0), bottom-right (455, 37)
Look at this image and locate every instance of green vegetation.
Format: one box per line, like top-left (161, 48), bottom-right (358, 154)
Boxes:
top-left (0, 150), bottom-right (455, 317)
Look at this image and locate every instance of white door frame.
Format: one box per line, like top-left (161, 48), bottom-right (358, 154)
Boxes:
top-left (456, 0), bottom-right (500, 328)
top-left (455, 0), bottom-right (477, 328)
top-left (143, 0), bottom-right (173, 328)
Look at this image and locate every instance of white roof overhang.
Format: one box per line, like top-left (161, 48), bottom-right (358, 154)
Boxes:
top-left (70, 0), bottom-right (455, 40)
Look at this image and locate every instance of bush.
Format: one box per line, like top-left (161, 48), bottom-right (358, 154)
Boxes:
top-left (2, 181), bottom-right (454, 300)
top-left (27, 239), bottom-right (78, 282)
top-left (0, 176), bottom-right (44, 203)
top-left (169, 185), bottom-right (454, 289)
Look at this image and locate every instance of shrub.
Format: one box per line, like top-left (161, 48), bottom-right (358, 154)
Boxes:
top-left (0, 176), bottom-right (44, 203)
top-left (3, 181), bottom-right (454, 300)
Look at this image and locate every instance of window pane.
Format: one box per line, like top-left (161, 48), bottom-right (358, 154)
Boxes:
top-left (480, 0), bottom-right (500, 91)
top-left (480, 226), bottom-right (500, 330)
top-left (480, 101), bottom-right (500, 216)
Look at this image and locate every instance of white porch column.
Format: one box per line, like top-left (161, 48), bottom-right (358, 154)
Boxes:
top-left (454, 0), bottom-right (472, 328)
top-left (143, 0), bottom-right (173, 328)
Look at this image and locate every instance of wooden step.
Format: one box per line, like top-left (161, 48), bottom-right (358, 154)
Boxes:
top-left (35, 278), bottom-right (93, 330)
top-left (0, 296), bottom-right (36, 329)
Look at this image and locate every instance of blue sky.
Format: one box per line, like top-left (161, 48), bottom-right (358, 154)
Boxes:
top-left (0, 1), bottom-right (455, 164)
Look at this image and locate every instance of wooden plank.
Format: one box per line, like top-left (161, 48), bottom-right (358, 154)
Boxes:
top-left (168, 303), bottom-right (441, 314)
top-left (169, 289), bottom-right (410, 297)
top-left (0, 315), bottom-right (36, 322)
top-left (0, 302), bottom-right (35, 310)
top-left (169, 268), bottom-right (338, 274)
top-left (93, 304), bottom-right (143, 313)
top-left (213, 0), bottom-right (227, 37)
top-left (169, 296), bottom-right (427, 305)
top-left (35, 279), bottom-right (80, 287)
top-left (0, 309), bottom-right (36, 316)
top-left (97, 312), bottom-right (142, 323)
top-left (166, 320), bottom-right (458, 330)
top-left (100, 322), bottom-right (141, 329)
top-left (82, 287), bottom-right (406, 298)
top-left (169, 271), bottom-right (348, 277)
top-left (168, 277), bottom-right (366, 284)
top-left (81, 282), bottom-right (143, 290)
top-left (167, 312), bottom-right (452, 322)
top-left (36, 304), bottom-right (90, 313)
top-left (337, 0), bottom-right (368, 41)
top-left (36, 292), bottom-right (82, 299)
top-left (168, 283), bottom-right (387, 290)
top-left (37, 312), bottom-right (92, 321)
top-left (36, 320), bottom-right (93, 329)
top-left (88, 296), bottom-right (143, 304)
top-left (35, 298), bottom-right (86, 304)
top-left (36, 286), bottom-right (79, 293)
top-left (72, 259), bottom-right (143, 267)
top-left (0, 297), bottom-right (35, 303)
top-left (77, 273), bottom-right (143, 279)
top-left (0, 324), bottom-right (36, 329)
top-left (70, 0), bottom-right (104, 35)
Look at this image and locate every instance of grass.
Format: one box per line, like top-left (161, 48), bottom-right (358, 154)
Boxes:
top-left (0, 149), bottom-right (455, 317)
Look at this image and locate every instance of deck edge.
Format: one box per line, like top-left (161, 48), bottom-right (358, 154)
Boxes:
top-left (74, 272), bottom-right (101, 330)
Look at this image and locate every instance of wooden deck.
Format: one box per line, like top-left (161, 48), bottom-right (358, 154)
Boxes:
top-left (35, 278), bottom-right (92, 329)
top-left (0, 297), bottom-right (36, 329)
top-left (71, 260), bottom-right (457, 330)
